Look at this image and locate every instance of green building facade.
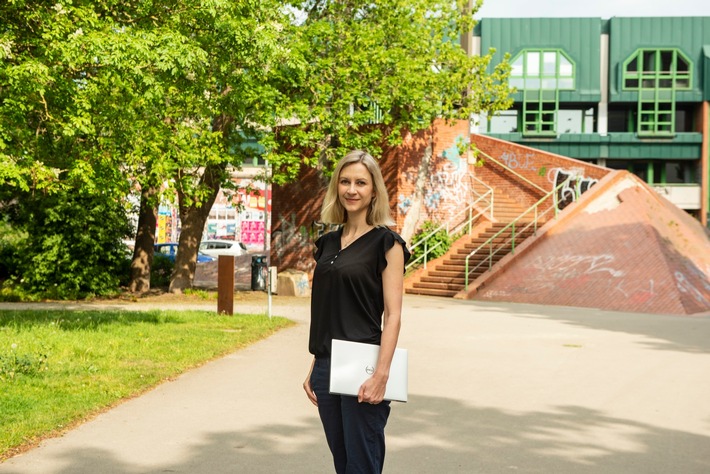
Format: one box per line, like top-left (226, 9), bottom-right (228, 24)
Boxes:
top-left (473, 17), bottom-right (710, 225)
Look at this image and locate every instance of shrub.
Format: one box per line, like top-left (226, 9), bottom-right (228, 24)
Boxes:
top-left (0, 220), bottom-right (26, 282)
top-left (13, 191), bottom-right (132, 299)
top-left (150, 254), bottom-right (174, 288)
top-left (410, 220), bottom-right (452, 266)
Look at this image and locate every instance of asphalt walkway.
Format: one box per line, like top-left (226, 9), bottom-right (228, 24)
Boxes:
top-left (1, 295), bottom-right (709, 473)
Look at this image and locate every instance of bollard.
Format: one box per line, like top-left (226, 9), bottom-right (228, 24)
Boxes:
top-left (217, 255), bottom-right (235, 315)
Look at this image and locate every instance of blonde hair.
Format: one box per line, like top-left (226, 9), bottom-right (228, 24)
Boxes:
top-left (320, 150), bottom-right (395, 226)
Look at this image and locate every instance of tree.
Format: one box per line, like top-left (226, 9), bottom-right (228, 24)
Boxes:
top-left (1, 0), bottom-right (511, 297)
top-left (1, 1), bottom-right (293, 294)
top-left (265, 0), bottom-right (512, 179)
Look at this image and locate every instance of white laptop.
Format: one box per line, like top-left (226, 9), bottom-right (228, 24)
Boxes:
top-left (330, 339), bottom-right (408, 403)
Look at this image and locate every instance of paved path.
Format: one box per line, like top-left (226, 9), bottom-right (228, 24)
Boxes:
top-left (1, 295), bottom-right (709, 473)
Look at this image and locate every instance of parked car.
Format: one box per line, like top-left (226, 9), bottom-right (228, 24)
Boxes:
top-left (199, 239), bottom-right (248, 257)
top-left (154, 243), bottom-right (216, 263)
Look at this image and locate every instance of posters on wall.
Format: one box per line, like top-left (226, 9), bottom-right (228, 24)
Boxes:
top-left (152, 179), bottom-right (271, 249)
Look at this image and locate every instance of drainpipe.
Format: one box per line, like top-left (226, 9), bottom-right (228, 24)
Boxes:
top-left (598, 33), bottom-right (609, 137)
top-left (703, 101), bottom-right (709, 227)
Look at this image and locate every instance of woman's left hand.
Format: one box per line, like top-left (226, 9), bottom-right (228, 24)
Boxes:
top-left (358, 374), bottom-right (388, 404)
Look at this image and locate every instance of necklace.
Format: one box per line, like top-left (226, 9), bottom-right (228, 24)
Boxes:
top-left (331, 226), bottom-right (373, 265)
top-left (341, 226), bottom-right (372, 249)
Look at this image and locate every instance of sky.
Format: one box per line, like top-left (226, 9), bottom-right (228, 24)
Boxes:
top-left (475, 0), bottom-right (710, 19)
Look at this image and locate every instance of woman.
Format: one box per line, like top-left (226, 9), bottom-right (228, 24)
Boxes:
top-left (303, 150), bottom-right (411, 473)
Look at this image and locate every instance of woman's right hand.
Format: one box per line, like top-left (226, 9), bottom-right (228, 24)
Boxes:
top-left (304, 360), bottom-right (318, 407)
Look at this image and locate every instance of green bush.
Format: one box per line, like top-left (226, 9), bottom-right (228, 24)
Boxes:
top-left (150, 254), bottom-right (175, 289)
top-left (12, 192), bottom-right (132, 299)
top-left (0, 220), bottom-right (26, 282)
top-left (410, 220), bottom-right (452, 265)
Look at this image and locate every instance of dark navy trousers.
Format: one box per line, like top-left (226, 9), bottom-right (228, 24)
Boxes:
top-left (310, 357), bottom-right (391, 473)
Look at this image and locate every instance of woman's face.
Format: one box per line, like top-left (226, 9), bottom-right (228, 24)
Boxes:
top-left (338, 162), bottom-right (375, 216)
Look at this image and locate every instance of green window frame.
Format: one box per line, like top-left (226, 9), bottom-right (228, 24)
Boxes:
top-left (509, 49), bottom-right (576, 137)
top-left (622, 48), bottom-right (693, 137)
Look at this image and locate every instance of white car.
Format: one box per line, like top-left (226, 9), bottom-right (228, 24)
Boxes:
top-left (199, 239), bottom-right (248, 257)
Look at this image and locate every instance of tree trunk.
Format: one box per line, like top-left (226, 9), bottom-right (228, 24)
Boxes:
top-left (169, 114), bottom-right (233, 293)
top-left (168, 173), bottom-right (221, 293)
top-left (129, 185), bottom-right (158, 293)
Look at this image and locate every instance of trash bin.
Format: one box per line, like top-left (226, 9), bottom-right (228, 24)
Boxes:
top-left (251, 255), bottom-right (268, 291)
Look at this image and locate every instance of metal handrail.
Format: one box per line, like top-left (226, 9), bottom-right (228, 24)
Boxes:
top-left (463, 177), bottom-right (575, 290)
top-left (478, 149), bottom-right (548, 195)
top-left (405, 176), bottom-right (494, 272)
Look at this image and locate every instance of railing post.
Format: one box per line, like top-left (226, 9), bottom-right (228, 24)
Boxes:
top-left (423, 240), bottom-right (428, 269)
top-left (465, 257), bottom-right (469, 290)
top-left (511, 222), bottom-right (516, 254)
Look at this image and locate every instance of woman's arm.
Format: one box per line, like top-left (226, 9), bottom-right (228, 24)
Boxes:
top-left (358, 242), bottom-right (405, 404)
top-left (303, 356), bottom-right (318, 406)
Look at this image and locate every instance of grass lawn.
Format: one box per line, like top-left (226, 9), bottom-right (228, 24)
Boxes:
top-left (0, 306), bottom-right (293, 460)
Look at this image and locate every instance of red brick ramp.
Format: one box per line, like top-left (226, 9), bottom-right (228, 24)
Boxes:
top-left (462, 171), bottom-right (710, 315)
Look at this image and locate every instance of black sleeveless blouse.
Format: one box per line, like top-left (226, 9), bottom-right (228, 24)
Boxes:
top-left (309, 226), bottom-right (411, 357)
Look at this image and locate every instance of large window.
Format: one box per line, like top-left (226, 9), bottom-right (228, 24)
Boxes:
top-left (622, 48), bottom-right (692, 137)
top-left (606, 159), bottom-right (697, 184)
top-left (509, 49), bottom-right (576, 137)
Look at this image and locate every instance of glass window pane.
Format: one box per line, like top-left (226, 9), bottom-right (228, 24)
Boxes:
top-left (526, 52), bottom-right (540, 75)
top-left (543, 52), bottom-right (556, 75)
top-left (509, 78), bottom-right (524, 89)
top-left (489, 110), bottom-right (519, 133)
top-left (624, 78), bottom-right (639, 89)
top-left (559, 57), bottom-right (573, 76)
top-left (511, 56), bottom-right (524, 76)
top-left (541, 78), bottom-right (557, 89)
top-left (557, 109), bottom-right (583, 134)
top-left (526, 78), bottom-right (540, 89)
top-left (584, 108), bottom-right (595, 133)
top-left (627, 56), bottom-right (638, 72)
top-left (665, 161), bottom-right (693, 184)
top-left (642, 51), bottom-right (656, 72)
top-left (659, 51), bottom-right (673, 73)
top-left (676, 56), bottom-right (689, 73)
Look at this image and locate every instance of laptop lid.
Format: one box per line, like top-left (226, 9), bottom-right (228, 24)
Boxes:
top-left (329, 339), bottom-right (408, 403)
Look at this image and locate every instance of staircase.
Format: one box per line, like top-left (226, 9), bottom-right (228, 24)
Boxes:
top-left (406, 188), bottom-right (543, 297)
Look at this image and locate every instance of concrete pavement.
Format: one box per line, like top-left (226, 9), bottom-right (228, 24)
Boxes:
top-left (1, 295), bottom-right (709, 473)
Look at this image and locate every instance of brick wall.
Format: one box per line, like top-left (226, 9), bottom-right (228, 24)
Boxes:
top-left (468, 171), bottom-right (710, 315)
top-left (270, 119), bottom-right (474, 273)
top-left (472, 134), bottom-right (610, 213)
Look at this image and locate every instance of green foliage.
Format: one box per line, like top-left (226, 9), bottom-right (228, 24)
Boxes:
top-left (411, 220), bottom-right (453, 265)
top-left (150, 254), bottom-right (175, 289)
top-left (0, 344), bottom-right (49, 382)
top-left (0, 220), bottom-right (26, 281)
top-left (12, 192), bottom-right (132, 299)
top-left (268, 0), bottom-right (513, 176)
top-left (0, 0), bottom-right (512, 293)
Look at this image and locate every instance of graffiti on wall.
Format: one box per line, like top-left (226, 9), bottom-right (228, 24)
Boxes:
top-left (505, 253), bottom-right (657, 305)
top-left (675, 271), bottom-right (710, 307)
top-left (398, 194), bottom-right (413, 214)
top-left (399, 135), bottom-right (472, 215)
top-left (272, 213), bottom-right (339, 271)
top-left (548, 168), bottom-right (599, 210)
top-left (499, 151), bottom-right (538, 172)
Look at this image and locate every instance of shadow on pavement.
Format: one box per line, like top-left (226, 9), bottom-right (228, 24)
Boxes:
top-left (6, 394), bottom-right (708, 474)
top-left (412, 297), bottom-right (710, 355)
